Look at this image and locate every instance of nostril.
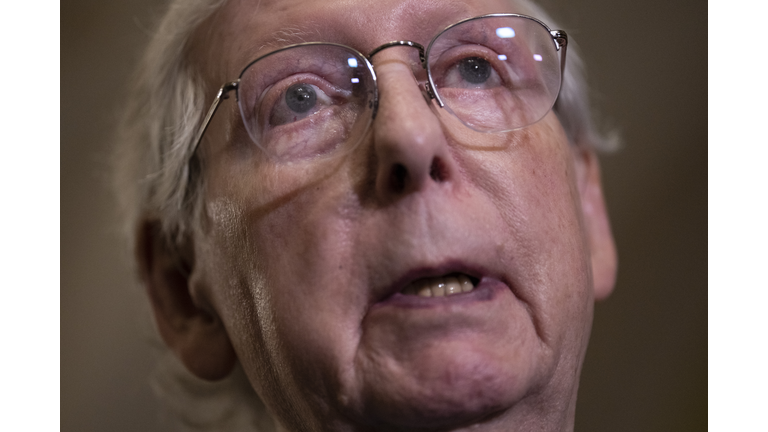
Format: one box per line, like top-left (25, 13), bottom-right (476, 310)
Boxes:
top-left (383, 158), bottom-right (448, 195)
top-left (429, 157), bottom-right (446, 182)
top-left (390, 163), bottom-right (408, 193)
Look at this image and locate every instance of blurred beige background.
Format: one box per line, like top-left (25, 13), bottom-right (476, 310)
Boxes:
top-left (61, 0), bottom-right (706, 430)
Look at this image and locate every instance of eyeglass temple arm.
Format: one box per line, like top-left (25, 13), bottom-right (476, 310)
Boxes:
top-left (190, 81), bottom-right (239, 158)
top-left (551, 30), bottom-right (568, 77)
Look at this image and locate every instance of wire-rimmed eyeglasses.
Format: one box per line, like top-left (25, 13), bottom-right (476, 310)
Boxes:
top-left (191, 13), bottom-right (567, 162)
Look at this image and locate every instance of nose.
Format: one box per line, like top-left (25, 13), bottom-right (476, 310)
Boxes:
top-left (370, 49), bottom-right (457, 200)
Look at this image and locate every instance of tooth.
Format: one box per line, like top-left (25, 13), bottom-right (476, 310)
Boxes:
top-left (444, 276), bottom-right (462, 295)
top-left (458, 274), bottom-right (474, 292)
top-left (431, 280), bottom-right (446, 297)
top-left (401, 275), bottom-right (475, 297)
top-left (417, 281), bottom-right (432, 297)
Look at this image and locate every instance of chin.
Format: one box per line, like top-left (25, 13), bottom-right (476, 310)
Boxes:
top-left (348, 350), bottom-right (533, 430)
top-left (345, 315), bottom-right (543, 429)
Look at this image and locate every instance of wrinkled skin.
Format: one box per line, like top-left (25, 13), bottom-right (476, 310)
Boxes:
top-left (138, 0), bottom-right (617, 430)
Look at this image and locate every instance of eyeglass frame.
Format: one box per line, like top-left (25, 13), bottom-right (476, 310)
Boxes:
top-left (190, 13), bottom-right (568, 161)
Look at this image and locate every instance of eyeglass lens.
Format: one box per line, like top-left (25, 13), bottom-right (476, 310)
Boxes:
top-left (427, 16), bottom-right (561, 134)
top-left (237, 44), bottom-right (375, 161)
top-left (236, 15), bottom-right (561, 161)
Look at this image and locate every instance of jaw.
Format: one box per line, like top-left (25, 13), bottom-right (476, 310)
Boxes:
top-left (206, 189), bottom-right (592, 432)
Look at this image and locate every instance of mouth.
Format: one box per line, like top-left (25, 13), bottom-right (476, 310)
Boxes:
top-left (400, 273), bottom-right (479, 297)
top-left (371, 261), bottom-right (505, 309)
top-left (369, 265), bottom-right (511, 324)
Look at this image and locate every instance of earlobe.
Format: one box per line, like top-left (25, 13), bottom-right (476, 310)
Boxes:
top-left (573, 148), bottom-right (618, 301)
top-left (135, 220), bottom-right (237, 380)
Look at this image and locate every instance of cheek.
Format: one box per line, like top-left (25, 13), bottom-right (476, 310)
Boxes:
top-left (195, 197), bottom-right (281, 404)
top-left (455, 115), bottom-right (593, 344)
top-left (201, 163), bottom-right (367, 412)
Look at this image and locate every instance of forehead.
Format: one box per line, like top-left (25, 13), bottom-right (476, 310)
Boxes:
top-left (196, 0), bottom-right (527, 80)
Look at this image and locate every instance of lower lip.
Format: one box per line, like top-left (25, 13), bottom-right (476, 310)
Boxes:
top-left (372, 277), bottom-right (508, 310)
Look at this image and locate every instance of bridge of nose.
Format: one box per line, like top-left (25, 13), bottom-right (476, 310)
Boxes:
top-left (368, 43), bottom-right (429, 85)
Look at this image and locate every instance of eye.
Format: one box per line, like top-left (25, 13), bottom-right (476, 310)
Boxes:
top-left (267, 81), bottom-right (334, 127)
top-left (458, 57), bottom-right (492, 84)
top-left (285, 83), bottom-right (317, 113)
top-left (430, 49), bottom-right (505, 90)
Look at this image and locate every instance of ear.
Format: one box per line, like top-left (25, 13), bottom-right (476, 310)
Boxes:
top-left (135, 219), bottom-right (236, 380)
top-left (572, 148), bottom-right (618, 300)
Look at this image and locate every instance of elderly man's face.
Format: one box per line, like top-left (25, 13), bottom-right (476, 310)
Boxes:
top-left (149, 0), bottom-right (616, 429)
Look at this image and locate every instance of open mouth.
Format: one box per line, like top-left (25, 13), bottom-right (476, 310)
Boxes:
top-left (400, 273), bottom-right (479, 297)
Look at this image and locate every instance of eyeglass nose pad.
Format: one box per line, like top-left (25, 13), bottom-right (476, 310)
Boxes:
top-left (423, 82), bottom-right (437, 101)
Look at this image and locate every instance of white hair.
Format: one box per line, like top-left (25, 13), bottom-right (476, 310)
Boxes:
top-left (114, 0), bottom-right (226, 247)
top-left (114, 0), bottom-right (616, 430)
